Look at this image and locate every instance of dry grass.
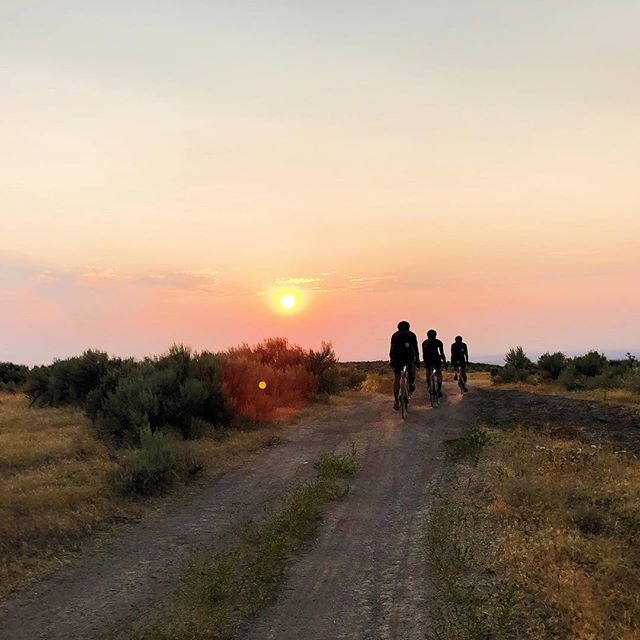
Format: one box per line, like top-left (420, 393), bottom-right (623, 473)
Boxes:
top-left (134, 451), bottom-right (357, 640)
top-left (486, 428), bottom-right (640, 639)
top-left (429, 425), bottom-right (640, 639)
top-left (0, 393), bottom-right (289, 599)
top-left (492, 379), bottom-right (640, 406)
top-left (0, 392), bottom-right (120, 598)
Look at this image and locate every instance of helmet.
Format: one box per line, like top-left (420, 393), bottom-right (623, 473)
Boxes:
top-left (427, 329), bottom-right (437, 338)
top-left (397, 320), bottom-right (410, 331)
top-left (455, 335), bottom-right (463, 342)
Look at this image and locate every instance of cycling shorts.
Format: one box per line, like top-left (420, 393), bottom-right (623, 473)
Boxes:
top-left (391, 359), bottom-right (416, 374)
top-left (424, 359), bottom-right (443, 372)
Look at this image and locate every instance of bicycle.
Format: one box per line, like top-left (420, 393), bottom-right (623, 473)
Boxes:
top-left (399, 364), bottom-right (411, 419)
top-left (427, 364), bottom-right (439, 408)
top-left (454, 364), bottom-right (468, 394)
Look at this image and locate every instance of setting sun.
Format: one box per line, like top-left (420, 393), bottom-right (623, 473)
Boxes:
top-left (267, 286), bottom-right (306, 316)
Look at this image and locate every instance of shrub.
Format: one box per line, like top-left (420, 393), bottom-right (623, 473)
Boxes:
top-left (504, 346), bottom-right (533, 371)
top-left (0, 362), bottom-right (29, 388)
top-left (573, 351), bottom-right (608, 378)
top-left (494, 365), bottom-right (531, 383)
top-left (93, 347), bottom-right (232, 445)
top-left (537, 352), bottom-right (566, 380)
top-left (110, 427), bottom-right (200, 496)
top-left (221, 353), bottom-right (316, 422)
top-left (307, 342), bottom-right (365, 394)
top-left (622, 368), bottom-right (640, 394)
top-left (585, 367), bottom-right (622, 391)
top-left (24, 351), bottom-right (112, 407)
top-left (558, 363), bottom-right (584, 391)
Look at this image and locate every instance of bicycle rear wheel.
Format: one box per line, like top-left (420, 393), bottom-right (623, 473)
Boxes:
top-left (429, 377), bottom-right (439, 408)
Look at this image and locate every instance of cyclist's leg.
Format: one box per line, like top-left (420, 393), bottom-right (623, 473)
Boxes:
top-left (408, 362), bottom-right (416, 392)
top-left (392, 365), bottom-right (401, 408)
top-left (461, 364), bottom-right (468, 389)
top-left (435, 363), bottom-right (443, 395)
top-left (393, 371), bottom-right (401, 398)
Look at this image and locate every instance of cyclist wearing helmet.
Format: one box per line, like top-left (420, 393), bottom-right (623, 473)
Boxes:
top-left (389, 320), bottom-right (420, 411)
top-left (451, 335), bottom-right (469, 392)
top-left (422, 329), bottom-right (446, 398)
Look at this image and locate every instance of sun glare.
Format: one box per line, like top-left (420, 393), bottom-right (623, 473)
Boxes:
top-left (268, 286), bottom-right (306, 315)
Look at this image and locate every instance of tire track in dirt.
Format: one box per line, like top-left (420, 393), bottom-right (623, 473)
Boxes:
top-left (243, 386), bottom-right (472, 640)
top-left (0, 396), bottom-right (386, 640)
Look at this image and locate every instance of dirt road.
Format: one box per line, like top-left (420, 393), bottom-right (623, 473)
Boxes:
top-left (0, 386), bottom-right (471, 640)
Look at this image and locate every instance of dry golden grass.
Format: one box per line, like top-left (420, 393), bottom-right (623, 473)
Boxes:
top-left (0, 393), bottom-right (287, 599)
top-left (492, 379), bottom-right (640, 406)
top-left (0, 393), bottom-right (121, 598)
top-left (484, 428), bottom-right (640, 639)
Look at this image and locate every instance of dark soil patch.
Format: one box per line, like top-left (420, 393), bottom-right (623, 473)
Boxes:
top-left (473, 388), bottom-right (640, 453)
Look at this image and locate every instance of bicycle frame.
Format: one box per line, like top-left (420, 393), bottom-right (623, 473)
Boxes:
top-left (399, 365), bottom-right (410, 419)
top-left (426, 365), bottom-right (439, 408)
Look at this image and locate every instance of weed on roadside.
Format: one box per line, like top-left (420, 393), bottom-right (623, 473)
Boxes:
top-left (444, 428), bottom-right (490, 464)
top-left (426, 483), bottom-right (519, 640)
top-left (136, 450), bottom-right (357, 640)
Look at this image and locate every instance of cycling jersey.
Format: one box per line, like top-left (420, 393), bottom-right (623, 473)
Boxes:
top-left (451, 342), bottom-right (469, 366)
top-left (422, 338), bottom-right (445, 365)
top-left (390, 330), bottom-right (420, 368)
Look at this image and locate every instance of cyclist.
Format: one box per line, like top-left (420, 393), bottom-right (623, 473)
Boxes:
top-left (422, 329), bottom-right (446, 398)
top-left (389, 321), bottom-right (420, 411)
top-left (451, 335), bottom-right (469, 392)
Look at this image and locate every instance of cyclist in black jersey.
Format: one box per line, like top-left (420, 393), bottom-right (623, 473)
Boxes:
top-left (389, 320), bottom-right (420, 411)
top-left (451, 336), bottom-right (469, 392)
top-left (422, 329), bottom-right (446, 398)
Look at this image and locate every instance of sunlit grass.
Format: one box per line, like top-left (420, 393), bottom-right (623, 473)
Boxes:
top-left (0, 393), bottom-right (286, 599)
top-left (429, 425), bottom-right (640, 639)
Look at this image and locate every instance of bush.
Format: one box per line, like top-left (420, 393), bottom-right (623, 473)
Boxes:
top-left (573, 351), bottom-right (608, 379)
top-left (24, 351), bottom-right (113, 407)
top-left (221, 353), bottom-right (316, 422)
top-left (494, 365), bottom-right (531, 384)
top-left (504, 346), bottom-right (533, 371)
top-left (585, 367), bottom-right (622, 391)
top-left (537, 352), bottom-right (566, 380)
top-left (93, 346), bottom-right (232, 445)
top-left (558, 363), bottom-right (584, 391)
top-left (622, 368), bottom-right (640, 394)
top-left (110, 427), bottom-right (200, 496)
top-left (0, 362), bottom-right (29, 388)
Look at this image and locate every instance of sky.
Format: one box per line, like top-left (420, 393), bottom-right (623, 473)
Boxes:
top-left (1, 0), bottom-right (639, 365)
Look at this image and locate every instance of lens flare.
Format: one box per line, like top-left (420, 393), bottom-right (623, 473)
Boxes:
top-left (258, 380), bottom-right (267, 390)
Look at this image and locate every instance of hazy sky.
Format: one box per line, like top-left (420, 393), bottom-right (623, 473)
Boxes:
top-left (2, 1), bottom-right (639, 364)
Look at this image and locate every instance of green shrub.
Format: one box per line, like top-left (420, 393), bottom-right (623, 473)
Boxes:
top-left (622, 368), bottom-right (640, 394)
top-left (24, 351), bottom-right (113, 407)
top-left (573, 351), bottom-right (608, 378)
top-left (585, 367), bottom-right (622, 391)
top-left (493, 365), bottom-right (531, 384)
top-left (537, 352), bottom-right (566, 380)
top-left (504, 346), bottom-right (533, 371)
top-left (110, 427), bottom-right (200, 496)
top-left (558, 363), bottom-right (584, 391)
top-left (93, 347), bottom-right (232, 445)
top-left (0, 362), bottom-right (29, 387)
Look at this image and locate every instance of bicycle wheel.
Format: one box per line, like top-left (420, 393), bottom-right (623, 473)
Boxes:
top-left (458, 375), bottom-right (464, 395)
top-left (429, 377), bottom-right (439, 408)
